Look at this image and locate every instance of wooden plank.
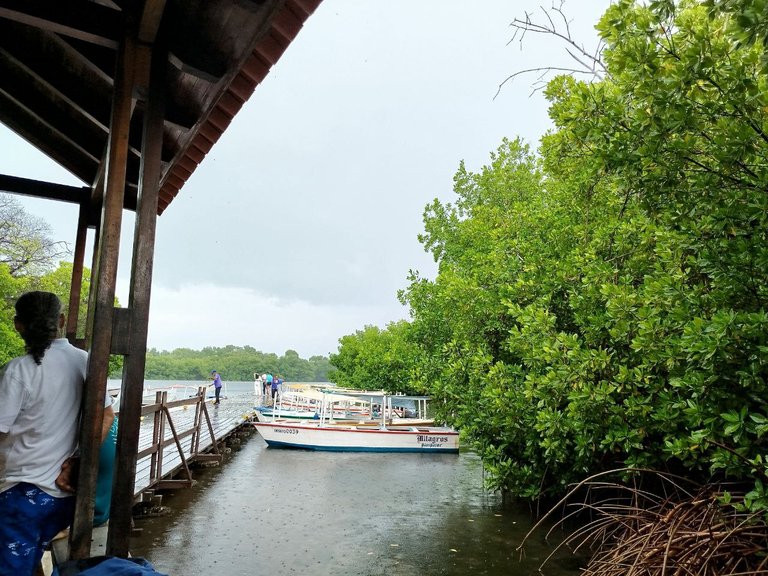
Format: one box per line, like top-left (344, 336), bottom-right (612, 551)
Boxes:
top-left (0, 48), bottom-right (107, 157)
top-left (110, 307), bottom-right (132, 355)
top-left (107, 35), bottom-right (166, 559)
top-left (0, 174), bottom-right (88, 204)
top-left (66, 202), bottom-right (90, 342)
top-left (0, 0), bottom-right (120, 49)
top-left (156, 480), bottom-right (194, 489)
top-left (138, 0), bottom-right (167, 45)
top-left (0, 90), bottom-right (99, 181)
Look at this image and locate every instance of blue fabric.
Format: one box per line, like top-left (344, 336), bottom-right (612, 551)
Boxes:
top-left (54, 556), bottom-right (168, 576)
top-left (0, 482), bottom-right (74, 576)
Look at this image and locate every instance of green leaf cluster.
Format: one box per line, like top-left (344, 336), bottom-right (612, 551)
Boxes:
top-left (705, 0), bottom-right (768, 70)
top-left (0, 263), bottom-right (25, 365)
top-left (331, 1), bottom-right (768, 503)
top-left (328, 321), bottom-right (423, 393)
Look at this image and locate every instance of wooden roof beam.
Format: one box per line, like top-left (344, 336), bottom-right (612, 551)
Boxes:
top-left (0, 90), bottom-right (99, 181)
top-left (0, 20), bottom-right (114, 109)
top-left (231, 0), bottom-right (271, 13)
top-left (161, 111), bottom-right (194, 132)
top-left (167, 51), bottom-right (224, 83)
top-left (0, 51), bottom-right (108, 161)
top-left (0, 0), bottom-right (121, 49)
top-left (0, 46), bottom-right (109, 135)
top-left (0, 174), bottom-right (90, 204)
top-left (138, 0), bottom-right (167, 44)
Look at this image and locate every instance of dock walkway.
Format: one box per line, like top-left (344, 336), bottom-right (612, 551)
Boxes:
top-left (44, 391), bottom-right (260, 573)
top-left (132, 389), bottom-right (257, 499)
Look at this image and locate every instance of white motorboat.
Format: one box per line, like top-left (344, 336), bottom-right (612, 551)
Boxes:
top-left (253, 390), bottom-right (458, 453)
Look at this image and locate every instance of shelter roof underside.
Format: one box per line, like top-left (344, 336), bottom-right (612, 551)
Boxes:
top-left (0, 0), bottom-right (321, 217)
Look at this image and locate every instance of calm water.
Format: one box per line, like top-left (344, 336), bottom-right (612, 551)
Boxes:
top-left (120, 382), bottom-right (584, 575)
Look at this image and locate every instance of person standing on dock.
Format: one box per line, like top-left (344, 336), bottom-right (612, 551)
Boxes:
top-left (271, 374), bottom-right (282, 404)
top-left (265, 372), bottom-right (274, 404)
top-left (209, 370), bottom-right (223, 405)
top-left (0, 291), bottom-right (115, 576)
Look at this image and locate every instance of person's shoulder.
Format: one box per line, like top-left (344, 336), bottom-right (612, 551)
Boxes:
top-left (0, 353), bottom-right (34, 384)
top-left (1, 355), bottom-right (24, 375)
top-left (51, 338), bottom-right (82, 350)
top-left (54, 339), bottom-right (88, 358)
top-left (5, 351), bottom-right (36, 369)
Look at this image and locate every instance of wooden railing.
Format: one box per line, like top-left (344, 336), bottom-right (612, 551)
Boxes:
top-left (134, 386), bottom-right (222, 493)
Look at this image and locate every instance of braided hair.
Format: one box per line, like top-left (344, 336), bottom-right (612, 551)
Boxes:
top-left (14, 291), bottom-right (63, 365)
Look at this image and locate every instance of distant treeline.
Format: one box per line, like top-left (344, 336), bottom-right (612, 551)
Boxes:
top-left (128, 345), bottom-right (332, 382)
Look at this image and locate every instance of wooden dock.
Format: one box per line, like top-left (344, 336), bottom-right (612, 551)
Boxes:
top-left (44, 390), bottom-right (260, 573)
top-left (132, 388), bottom-right (258, 500)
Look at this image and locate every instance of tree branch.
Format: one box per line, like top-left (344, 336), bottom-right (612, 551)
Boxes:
top-left (499, 1), bottom-right (607, 101)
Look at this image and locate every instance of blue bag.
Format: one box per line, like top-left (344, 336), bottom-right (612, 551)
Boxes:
top-left (54, 556), bottom-right (168, 576)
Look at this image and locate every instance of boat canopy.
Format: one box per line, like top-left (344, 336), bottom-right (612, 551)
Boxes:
top-left (324, 390), bottom-right (433, 405)
top-left (287, 388), bottom-right (364, 405)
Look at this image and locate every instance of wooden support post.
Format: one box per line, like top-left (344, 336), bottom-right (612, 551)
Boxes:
top-left (70, 29), bottom-right (136, 560)
top-left (190, 388), bottom-right (205, 454)
top-left (66, 201), bottom-right (89, 345)
top-left (84, 196), bottom-right (101, 344)
top-left (148, 391), bottom-right (165, 484)
top-left (106, 39), bottom-right (166, 557)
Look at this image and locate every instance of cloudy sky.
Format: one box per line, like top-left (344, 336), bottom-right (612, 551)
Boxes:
top-left (1, 0), bottom-right (611, 358)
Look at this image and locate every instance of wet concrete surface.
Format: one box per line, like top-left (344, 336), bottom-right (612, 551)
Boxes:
top-left (130, 428), bottom-right (585, 576)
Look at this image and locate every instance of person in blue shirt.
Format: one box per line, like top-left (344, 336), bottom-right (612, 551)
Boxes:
top-left (271, 375), bottom-right (282, 403)
top-left (209, 370), bottom-right (223, 405)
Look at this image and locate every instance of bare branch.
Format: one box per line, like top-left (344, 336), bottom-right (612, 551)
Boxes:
top-left (552, 1), bottom-right (572, 41)
top-left (495, 66), bottom-right (601, 100)
top-left (565, 46), bottom-right (598, 74)
top-left (542, 4), bottom-right (557, 34)
top-left (0, 193), bottom-right (71, 277)
top-left (499, 2), bottom-right (607, 99)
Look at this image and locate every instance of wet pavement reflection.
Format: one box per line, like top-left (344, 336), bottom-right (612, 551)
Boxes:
top-left (130, 429), bottom-right (584, 576)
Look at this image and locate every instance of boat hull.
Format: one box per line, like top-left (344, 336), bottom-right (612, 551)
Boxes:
top-left (254, 422), bottom-right (459, 453)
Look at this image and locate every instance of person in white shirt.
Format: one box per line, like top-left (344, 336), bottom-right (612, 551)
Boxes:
top-left (0, 291), bottom-right (114, 576)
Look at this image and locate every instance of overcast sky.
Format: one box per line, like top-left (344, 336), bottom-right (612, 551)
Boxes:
top-left (1, 0), bottom-right (611, 358)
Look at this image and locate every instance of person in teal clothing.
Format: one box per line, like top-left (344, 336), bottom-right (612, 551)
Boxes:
top-left (265, 372), bottom-right (273, 404)
top-left (93, 416), bottom-right (118, 526)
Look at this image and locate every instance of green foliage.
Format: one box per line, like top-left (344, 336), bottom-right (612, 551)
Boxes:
top-left (705, 0), bottom-right (768, 70)
top-left (535, 0), bottom-right (768, 489)
top-left (33, 261), bottom-right (91, 336)
top-left (330, 1), bottom-right (768, 504)
top-left (139, 345), bottom-right (330, 382)
top-left (0, 260), bottom-right (113, 366)
top-left (328, 321), bottom-right (424, 393)
top-left (0, 263), bottom-right (25, 365)
top-left (478, 1), bottom-right (767, 498)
